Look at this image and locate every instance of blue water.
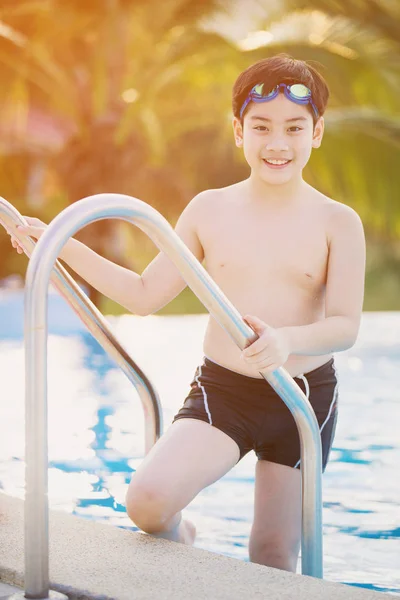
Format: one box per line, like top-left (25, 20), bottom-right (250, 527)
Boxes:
top-left (0, 292), bottom-right (399, 594)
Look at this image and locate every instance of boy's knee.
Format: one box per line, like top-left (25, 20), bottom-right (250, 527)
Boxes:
top-left (125, 479), bottom-right (169, 532)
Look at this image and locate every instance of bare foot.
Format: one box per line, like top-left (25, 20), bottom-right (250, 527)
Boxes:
top-left (178, 519), bottom-right (196, 545)
top-left (149, 518), bottom-right (196, 544)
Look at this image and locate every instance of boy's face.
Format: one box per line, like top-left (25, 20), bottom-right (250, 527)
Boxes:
top-left (233, 93), bottom-right (324, 186)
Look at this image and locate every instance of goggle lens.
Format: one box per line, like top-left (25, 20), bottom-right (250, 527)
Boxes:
top-left (253, 83), bottom-right (266, 97)
top-left (288, 83), bottom-right (311, 99)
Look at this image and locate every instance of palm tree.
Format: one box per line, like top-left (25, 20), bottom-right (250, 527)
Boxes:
top-left (2, 0), bottom-right (399, 309)
top-left (0, 0), bottom-right (242, 305)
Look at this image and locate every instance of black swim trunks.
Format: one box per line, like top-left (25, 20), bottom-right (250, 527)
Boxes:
top-left (172, 356), bottom-right (338, 472)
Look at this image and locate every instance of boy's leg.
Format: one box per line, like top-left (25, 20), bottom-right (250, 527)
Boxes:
top-left (125, 418), bottom-right (240, 543)
top-left (248, 359), bottom-right (338, 571)
top-left (249, 460), bottom-right (302, 572)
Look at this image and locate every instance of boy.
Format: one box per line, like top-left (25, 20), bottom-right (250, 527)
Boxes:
top-left (9, 54), bottom-right (366, 573)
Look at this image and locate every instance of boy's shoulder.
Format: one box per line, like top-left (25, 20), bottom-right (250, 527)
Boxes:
top-left (310, 187), bottom-right (363, 224)
top-left (183, 183), bottom-right (241, 223)
top-left (189, 181), bottom-right (248, 215)
top-left (310, 188), bottom-right (364, 244)
top-left (189, 182), bottom-right (241, 206)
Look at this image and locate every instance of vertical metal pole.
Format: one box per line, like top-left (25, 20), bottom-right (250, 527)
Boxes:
top-left (24, 280), bottom-right (50, 597)
top-left (264, 369), bottom-right (323, 576)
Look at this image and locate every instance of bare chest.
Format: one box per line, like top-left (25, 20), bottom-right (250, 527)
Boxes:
top-left (201, 209), bottom-right (329, 294)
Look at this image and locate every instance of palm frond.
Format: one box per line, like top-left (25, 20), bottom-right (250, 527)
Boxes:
top-left (325, 107), bottom-right (400, 148)
top-left (273, 0), bottom-right (400, 47)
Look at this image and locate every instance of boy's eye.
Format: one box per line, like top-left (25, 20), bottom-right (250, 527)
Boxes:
top-left (253, 125), bottom-right (303, 132)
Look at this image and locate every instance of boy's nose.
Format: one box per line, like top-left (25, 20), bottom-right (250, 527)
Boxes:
top-left (265, 132), bottom-right (289, 152)
top-left (265, 139), bottom-right (289, 152)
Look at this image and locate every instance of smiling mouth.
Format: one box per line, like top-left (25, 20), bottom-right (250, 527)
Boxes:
top-left (263, 158), bottom-right (292, 165)
top-left (262, 158), bottom-right (292, 168)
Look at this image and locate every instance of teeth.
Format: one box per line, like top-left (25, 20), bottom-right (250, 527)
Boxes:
top-left (265, 159), bottom-right (290, 165)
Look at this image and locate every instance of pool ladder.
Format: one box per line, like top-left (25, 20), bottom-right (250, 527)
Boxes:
top-left (0, 195), bottom-right (324, 599)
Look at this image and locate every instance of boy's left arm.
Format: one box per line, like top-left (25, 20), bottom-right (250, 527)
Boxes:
top-left (242, 205), bottom-right (366, 372)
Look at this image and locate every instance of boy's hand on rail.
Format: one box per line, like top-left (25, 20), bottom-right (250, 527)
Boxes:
top-left (241, 314), bottom-right (291, 374)
top-left (8, 217), bottom-right (47, 254)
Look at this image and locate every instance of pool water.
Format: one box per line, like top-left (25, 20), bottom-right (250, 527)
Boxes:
top-left (0, 298), bottom-right (399, 594)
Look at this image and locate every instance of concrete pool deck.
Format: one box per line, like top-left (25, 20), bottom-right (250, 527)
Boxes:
top-left (0, 580), bottom-right (21, 597)
top-left (0, 492), bottom-right (383, 600)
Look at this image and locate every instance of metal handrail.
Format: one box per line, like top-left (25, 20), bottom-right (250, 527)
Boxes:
top-left (19, 194), bottom-right (322, 599)
top-left (0, 197), bottom-right (163, 455)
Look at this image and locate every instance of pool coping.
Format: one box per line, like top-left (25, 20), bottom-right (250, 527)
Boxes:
top-left (0, 492), bottom-right (383, 600)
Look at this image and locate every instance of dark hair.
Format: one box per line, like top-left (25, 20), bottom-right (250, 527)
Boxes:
top-left (232, 54), bottom-right (330, 124)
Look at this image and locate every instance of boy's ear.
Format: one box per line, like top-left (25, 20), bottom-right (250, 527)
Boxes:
top-left (312, 116), bottom-right (324, 148)
top-left (232, 117), bottom-right (243, 147)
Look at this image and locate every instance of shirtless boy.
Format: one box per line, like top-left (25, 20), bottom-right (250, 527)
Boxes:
top-left (9, 55), bottom-right (366, 573)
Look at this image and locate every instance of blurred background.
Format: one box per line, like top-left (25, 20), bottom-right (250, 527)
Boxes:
top-left (0, 0), bottom-right (399, 313)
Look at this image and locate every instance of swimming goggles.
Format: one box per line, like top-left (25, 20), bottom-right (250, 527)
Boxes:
top-left (239, 82), bottom-right (319, 119)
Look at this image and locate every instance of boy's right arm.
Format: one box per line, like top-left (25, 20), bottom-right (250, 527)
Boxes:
top-left (8, 194), bottom-right (207, 316)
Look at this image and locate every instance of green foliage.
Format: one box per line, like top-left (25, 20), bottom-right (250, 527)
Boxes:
top-left (364, 239), bottom-right (400, 310)
top-left (0, 0), bottom-right (399, 311)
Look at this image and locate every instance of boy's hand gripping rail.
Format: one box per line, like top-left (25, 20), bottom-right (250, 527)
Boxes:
top-left (12, 194), bottom-right (323, 599)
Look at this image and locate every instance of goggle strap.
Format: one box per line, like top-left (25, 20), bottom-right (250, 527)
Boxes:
top-left (239, 82), bottom-right (318, 119)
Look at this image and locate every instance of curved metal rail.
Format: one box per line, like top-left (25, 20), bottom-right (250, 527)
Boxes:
top-left (10, 194), bottom-right (323, 599)
top-left (0, 197), bottom-right (163, 454)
